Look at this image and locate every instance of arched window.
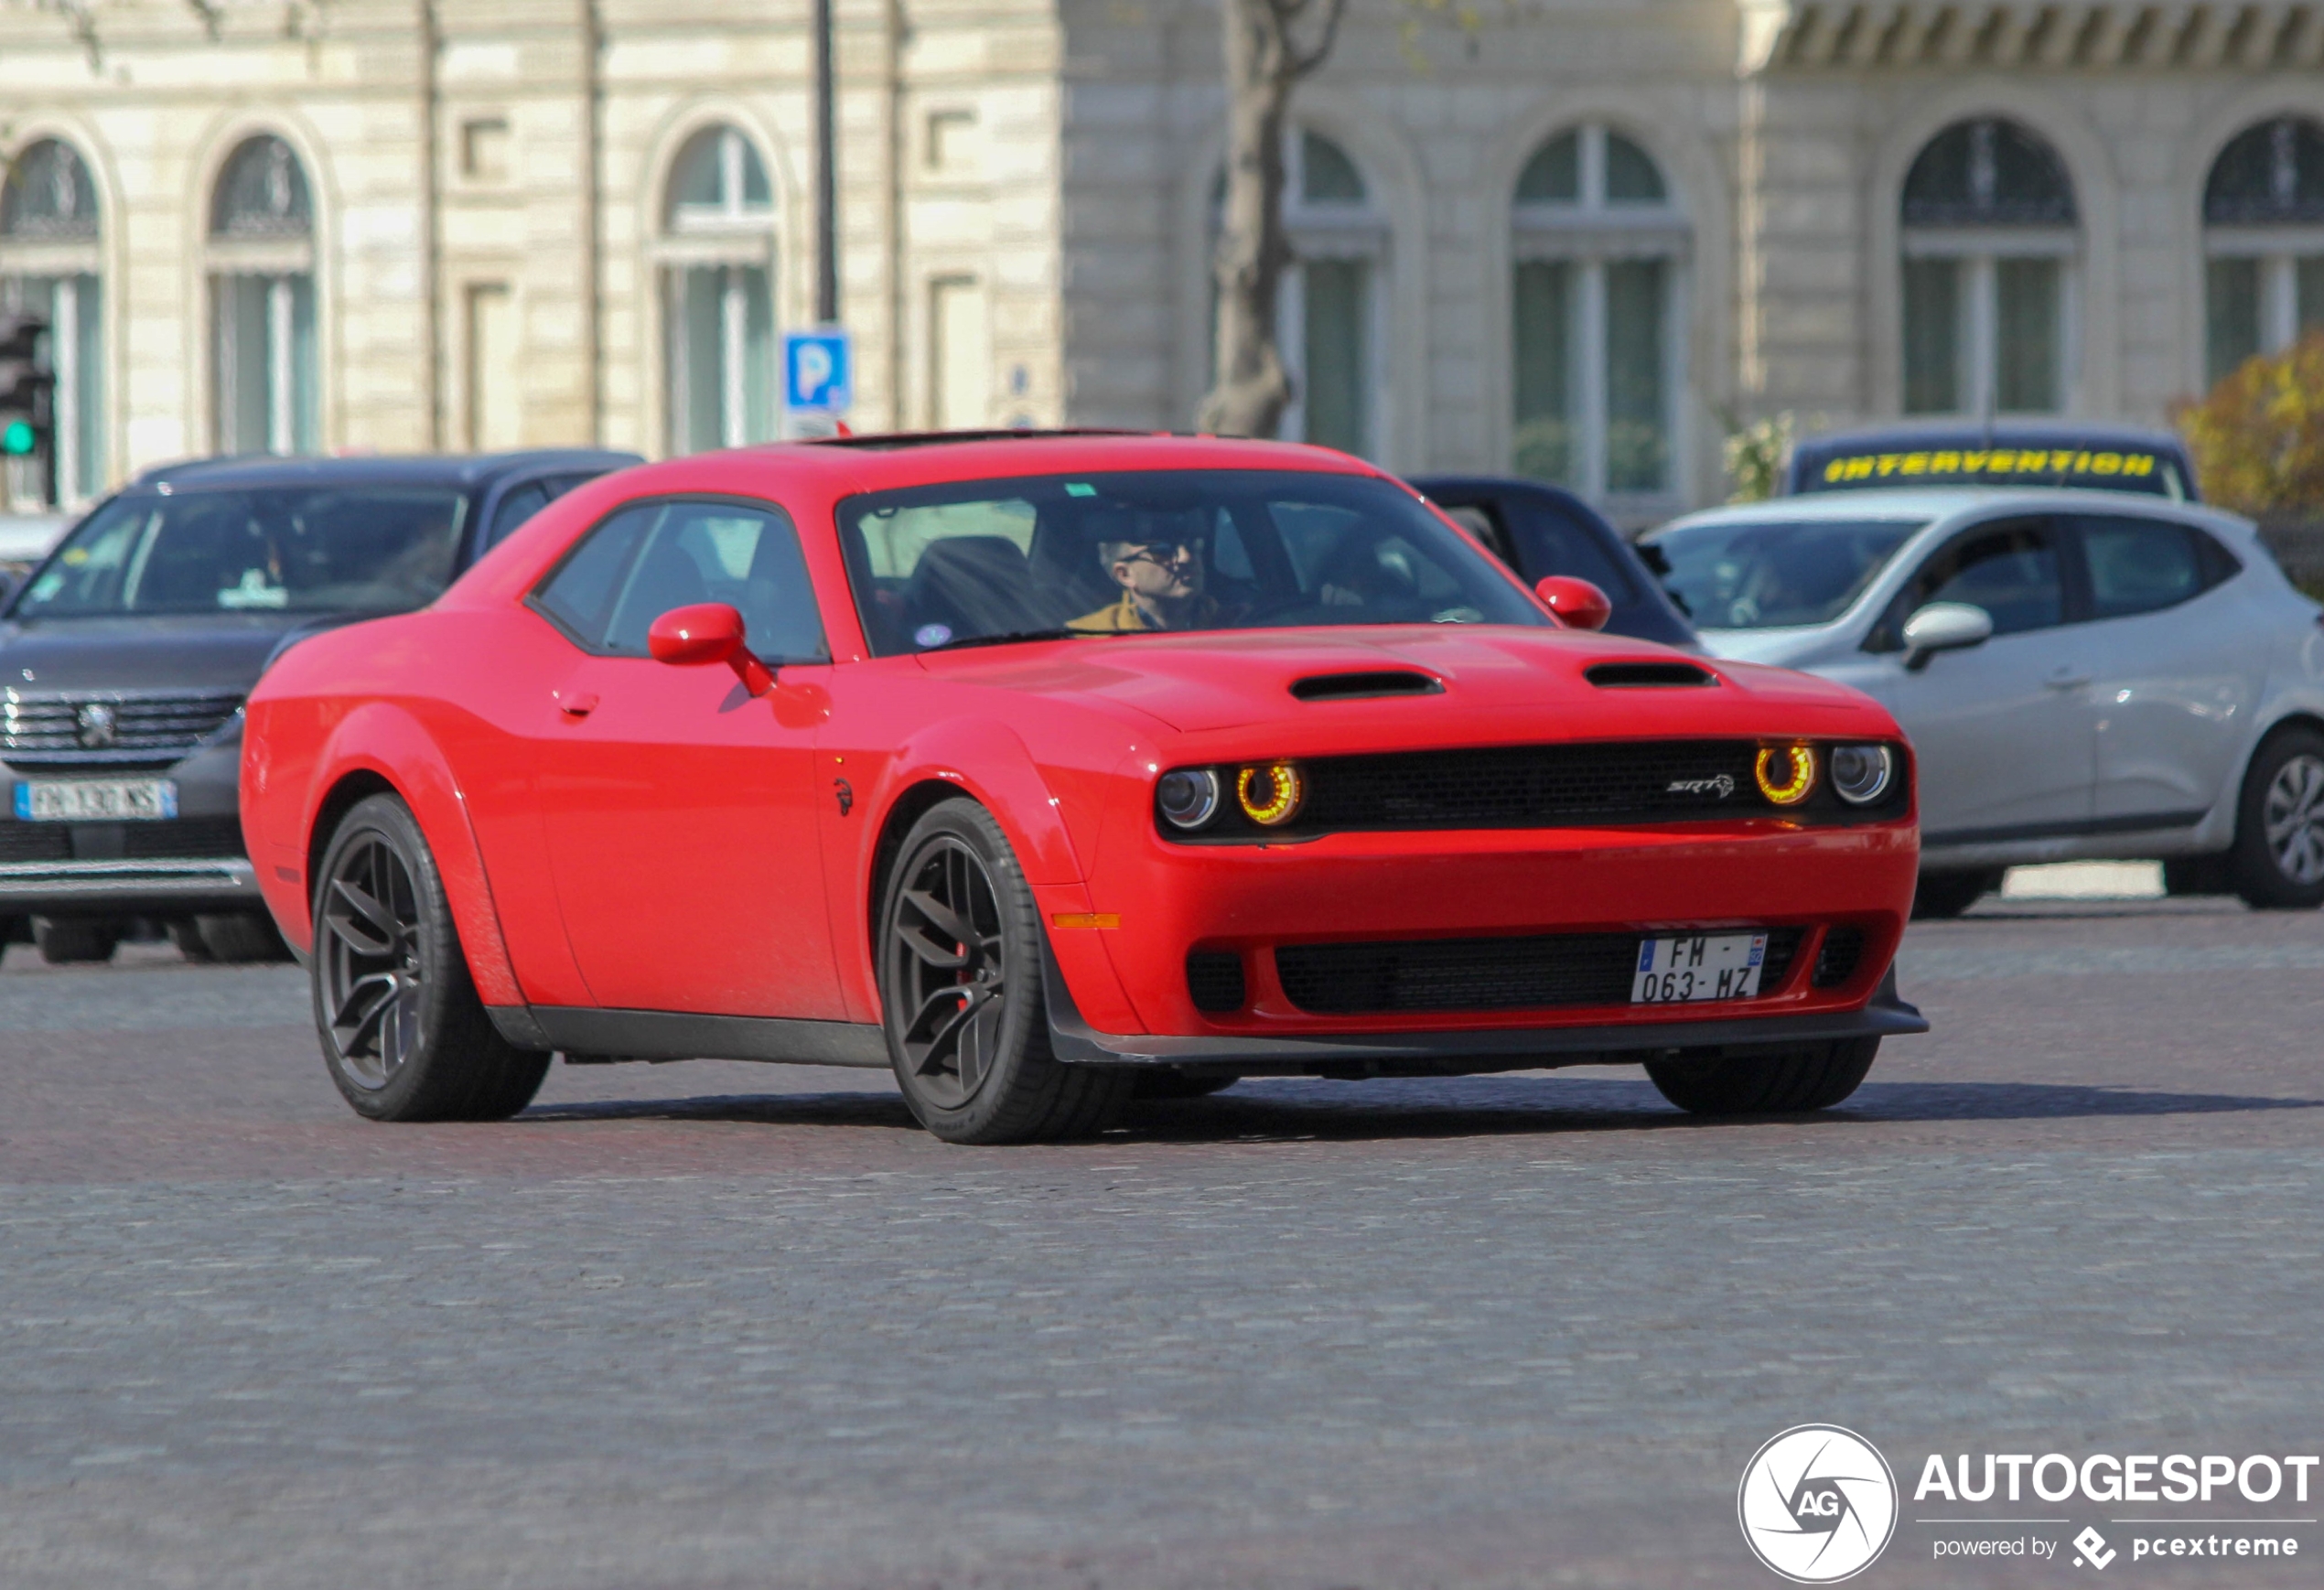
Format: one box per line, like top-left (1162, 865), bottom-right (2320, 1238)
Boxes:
top-left (660, 124), bottom-right (777, 453)
top-left (1281, 132), bottom-right (1384, 457)
top-left (1, 138), bottom-right (105, 500)
top-left (208, 134), bottom-right (319, 455)
top-left (1899, 118), bottom-right (2077, 415)
top-left (1510, 124), bottom-right (1685, 501)
top-left (2201, 117), bottom-right (2324, 387)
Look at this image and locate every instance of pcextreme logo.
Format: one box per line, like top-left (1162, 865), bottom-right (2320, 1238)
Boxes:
top-left (1738, 1424), bottom-right (1900, 1583)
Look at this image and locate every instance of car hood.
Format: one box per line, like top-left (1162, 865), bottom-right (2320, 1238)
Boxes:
top-left (0, 611), bottom-right (373, 694)
top-left (917, 625), bottom-right (1883, 736)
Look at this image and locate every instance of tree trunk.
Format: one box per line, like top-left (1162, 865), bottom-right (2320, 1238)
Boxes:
top-left (1195, 0), bottom-right (1348, 439)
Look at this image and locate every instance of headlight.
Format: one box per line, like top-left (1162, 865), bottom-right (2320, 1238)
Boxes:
top-left (1829, 744), bottom-right (1895, 806)
top-left (1754, 745), bottom-right (1816, 807)
top-left (1235, 761), bottom-right (1305, 827)
top-left (1157, 768), bottom-right (1221, 830)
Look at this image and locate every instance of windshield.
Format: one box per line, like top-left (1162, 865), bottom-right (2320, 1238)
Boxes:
top-left (12, 488), bottom-right (468, 618)
top-left (1645, 517), bottom-right (1924, 630)
top-left (836, 469), bottom-right (1549, 655)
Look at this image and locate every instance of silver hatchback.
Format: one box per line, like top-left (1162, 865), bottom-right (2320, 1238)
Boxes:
top-left (1646, 488), bottom-right (2324, 915)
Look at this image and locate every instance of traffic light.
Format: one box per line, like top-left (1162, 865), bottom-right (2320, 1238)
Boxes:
top-left (0, 312), bottom-right (56, 503)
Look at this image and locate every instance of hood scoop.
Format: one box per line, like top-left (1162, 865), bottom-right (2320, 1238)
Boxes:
top-left (1289, 669), bottom-right (1446, 703)
top-left (1585, 661), bottom-right (1718, 689)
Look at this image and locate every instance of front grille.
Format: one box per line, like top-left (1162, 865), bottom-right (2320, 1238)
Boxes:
top-left (1186, 951), bottom-right (1247, 1013)
top-left (1275, 927), bottom-right (1805, 1015)
top-left (2, 690), bottom-right (242, 767)
top-left (0, 817), bottom-right (246, 864)
top-left (1812, 927), bottom-right (1866, 987)
top-left (1167, 740), bottom-right (1906, 841)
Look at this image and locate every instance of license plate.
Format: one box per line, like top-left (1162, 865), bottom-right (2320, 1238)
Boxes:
top-left (12, 779), bottom-right (179, 822)
top-left (1631, 932), bottom-right (1769, 1004)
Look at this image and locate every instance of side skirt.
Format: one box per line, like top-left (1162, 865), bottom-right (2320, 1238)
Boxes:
top-left (486, 1004), bottom-right (890, 1068)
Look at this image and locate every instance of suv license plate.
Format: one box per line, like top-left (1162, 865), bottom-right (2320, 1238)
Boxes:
top-left (13, 779), bottom-right (179, 822)
top-left (1631, 932), bottom-right (1768, 1004)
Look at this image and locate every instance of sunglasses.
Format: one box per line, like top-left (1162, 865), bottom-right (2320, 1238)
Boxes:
top-left (1121, 539), bottom-right (1204, 566)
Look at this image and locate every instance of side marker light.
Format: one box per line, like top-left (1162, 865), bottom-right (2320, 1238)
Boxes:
top-left (1050, 913), bottom-right (1121, 929)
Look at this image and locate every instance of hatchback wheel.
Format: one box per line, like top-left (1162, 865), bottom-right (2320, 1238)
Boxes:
top-left (33, 917), bottom-right (119, 964)
top-left (877, 799), bottom-right (1130, 1144)
top-left (2230, 728), bottom-right (2324, 909)
top-left (312, 793), bottom-right (550, 1121)
top-left (1645, 1037), bottom-right (1880, 1115)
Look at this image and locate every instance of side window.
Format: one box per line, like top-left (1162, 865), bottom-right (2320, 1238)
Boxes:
top-left (2074, 515), bottom-right (2211, 620)
top-left (599, 501), bottom-right (829, 661)
top-left (1893, 521), bottom-right (2065, 641)
top-left (533, 503), bottom-right (659, 646)
top-left (486, 482), bottom-right (552, 547)
top-left (1501, 500), bottom-right (1639, 601)
top-left (533, 499), bottom-right (827, 662)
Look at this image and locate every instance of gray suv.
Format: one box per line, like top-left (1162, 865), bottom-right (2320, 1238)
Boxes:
top-left (0, 449), bottom-right (636, 962)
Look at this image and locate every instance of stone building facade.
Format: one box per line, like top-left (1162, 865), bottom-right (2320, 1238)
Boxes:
top-left (4, 0), bottom-right (2322, 521)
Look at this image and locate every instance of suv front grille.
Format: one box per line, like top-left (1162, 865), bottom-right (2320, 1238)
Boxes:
top-left (1275, 928), bottom-right (1805, 1015)
top-left (1, 690), bottom-right (243, 767)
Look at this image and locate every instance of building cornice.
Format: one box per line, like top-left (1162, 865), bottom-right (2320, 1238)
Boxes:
top-left (1741, 0), bottom-right (2324, 73)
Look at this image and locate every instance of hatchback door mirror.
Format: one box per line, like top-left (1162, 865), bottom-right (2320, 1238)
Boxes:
top-left (648, 602), bottom-right (775, 696)
top-left (1535, 575), bottom-right (1613, 632)
top-left (1899, 601), bottom-right (1994, 671)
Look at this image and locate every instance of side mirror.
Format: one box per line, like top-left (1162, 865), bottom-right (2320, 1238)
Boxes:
top-left (1899, 601), bottom-right (1994, 672)
top-left (648, 602), bottom-right (775, 696)
top-left (1535, 575), bottom-right (1613, 632)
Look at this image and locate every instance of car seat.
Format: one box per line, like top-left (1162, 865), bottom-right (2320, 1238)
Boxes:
top-left (900, 535), bottom-right (1036, 642)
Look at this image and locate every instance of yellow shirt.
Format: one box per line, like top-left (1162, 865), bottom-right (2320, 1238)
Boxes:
top-left (1067, 592), bottom-right (1150, 632)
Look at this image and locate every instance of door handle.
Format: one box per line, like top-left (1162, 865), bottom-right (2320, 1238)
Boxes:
top-left (555, 690), bottom-right (599, 718)
top-left (2044, 668), bottom-right (2093, 691)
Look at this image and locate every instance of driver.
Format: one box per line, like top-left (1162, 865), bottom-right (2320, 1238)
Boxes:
top-left (1067, 510), bottom-right (1216, 632)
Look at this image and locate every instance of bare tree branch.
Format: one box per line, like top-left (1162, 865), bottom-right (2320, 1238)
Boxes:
top-left (1287, 0), bottom-right (1352, 78)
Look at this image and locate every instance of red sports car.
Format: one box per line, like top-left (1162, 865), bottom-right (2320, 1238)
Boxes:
top-left (241, 434), bottom-right (1924, 1144)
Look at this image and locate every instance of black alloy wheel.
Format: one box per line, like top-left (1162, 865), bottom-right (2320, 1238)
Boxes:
top-left (1645, 1037), bottom-right (1881, 1115)
top-left (311, 793), bottom-right (549, 1121)
top-left (2230, 727), bottom-right (2324, 909)
top-left (877, 799), bottom-right (1130, 1144)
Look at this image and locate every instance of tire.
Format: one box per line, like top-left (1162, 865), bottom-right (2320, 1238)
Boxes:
top-left (1131, 1069), bottom-right (1239, 1101)
top-left (33, 917), bottom-right (119, 964)
top-left (1910, 868), bottom-right (2000, 919)
top-left (1645, 1037), bottom-right (1880, 1115)
top-left (877, 798), bottom-right (1131, 1144)
top-left (2227, 727), bottom-right (2324, 910)
top-left (311, 793), bottom-right (550, 1122)
top-left (2163, 854), bottom-right (2234, 897)
top-left (195, 910), bottom-right (295, 963)
top-left (167, 919), bottom-right (219, 962)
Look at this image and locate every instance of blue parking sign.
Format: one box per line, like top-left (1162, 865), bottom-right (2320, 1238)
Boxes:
top-left (784, 328), bottom-right (853, 414)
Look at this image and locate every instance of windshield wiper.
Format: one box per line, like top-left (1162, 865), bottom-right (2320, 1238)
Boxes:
top-left (922, 628), bottom-right (1085, 652)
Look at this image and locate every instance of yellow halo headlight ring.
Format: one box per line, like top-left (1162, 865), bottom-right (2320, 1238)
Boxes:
top-left (1235, 761), bottom-right (1306, 827)
top-left (1754, 745), bottom-right (1817, 807)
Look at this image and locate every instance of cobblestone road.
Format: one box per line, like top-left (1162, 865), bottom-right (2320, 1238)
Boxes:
top-left (2, 898), bottom-right (2319, 1589)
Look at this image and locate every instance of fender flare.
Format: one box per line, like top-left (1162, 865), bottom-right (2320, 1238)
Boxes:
top-left (302, 703), bottom-right (525, 1009)
top-left (866, 716), bottom-right (1090, 888)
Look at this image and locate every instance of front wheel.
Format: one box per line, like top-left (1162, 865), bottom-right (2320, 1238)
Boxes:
top-left (2229, 728), bottom-right (2324, 909)
top-left (312, 793), bottom-right (550, 1121)
top-left (877, 799), bottom-right (1130, 1144)
top-left (1645, 1037), bottom-right (1880, 1115)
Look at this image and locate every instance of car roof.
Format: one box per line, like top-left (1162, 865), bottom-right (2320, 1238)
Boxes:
top-left (1653, 485), bottom-right (2249, 532)
top-left (1796, 418), bottom-right (2185, 451)
top-left (124, 449), bottom-right (641, 493)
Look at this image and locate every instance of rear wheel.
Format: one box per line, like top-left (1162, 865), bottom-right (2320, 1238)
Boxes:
top-left (312, 793), bottom-right (549, 1122)
top-left (33, 917), bottom-right (119, 964)
top-left (1645, 1037), bottom-right (1880, 1115)
top-left (2228, 728), bottom-right (2324, 909)
top-left (877, 799), bottom-right (1130, 1144)
top-left (1910, 869), bottom-right (2000, 919)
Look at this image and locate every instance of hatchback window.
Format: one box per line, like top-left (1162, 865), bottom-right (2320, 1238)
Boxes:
top-left (13, 489), bottom-right (467, 618)
top-left (2075, 516), bottom-right (2207, 620)
top-left (1644, 517), bottom-right (1922, 630)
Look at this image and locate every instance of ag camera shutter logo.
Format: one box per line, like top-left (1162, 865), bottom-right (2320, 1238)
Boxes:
top-left (1738, 1424), bottom-right (1899, 1583)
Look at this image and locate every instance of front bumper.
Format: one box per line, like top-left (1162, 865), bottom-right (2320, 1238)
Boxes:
top-left (0, 856), bottom-right (263, 914)
top-left (1044, 942), bottom-right (1927, 1073)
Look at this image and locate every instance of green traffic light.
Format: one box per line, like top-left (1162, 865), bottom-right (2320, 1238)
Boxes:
top-left (0, 419), bottom-right (35, 457)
